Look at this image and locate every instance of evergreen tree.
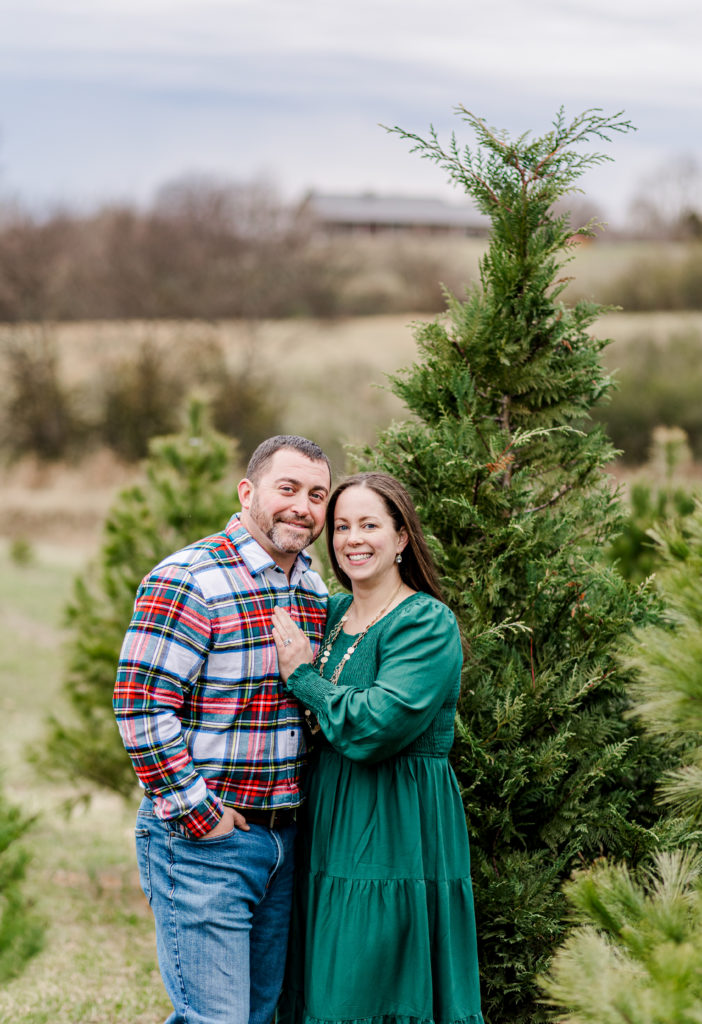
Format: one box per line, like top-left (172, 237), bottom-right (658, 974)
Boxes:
top-left (365, 108), bottom-right (675, 1022)
top-left (541, 506), bottom-right (702, 1023)
top-left (35, 400), bottom-right (239, 797)
top-left (607, 427), bottom-right (698, 584)
top-left (0, 787), bottom-right (43, 981)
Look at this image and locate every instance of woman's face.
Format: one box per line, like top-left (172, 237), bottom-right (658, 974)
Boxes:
top-left (332, 485), bottom-right (407, 589)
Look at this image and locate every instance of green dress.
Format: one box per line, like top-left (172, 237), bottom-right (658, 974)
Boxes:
top-left (280, 591), bottom-right (484, 1024)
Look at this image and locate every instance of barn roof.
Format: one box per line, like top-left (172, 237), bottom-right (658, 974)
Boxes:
top-left (305, 192), bottom-right (487, 231)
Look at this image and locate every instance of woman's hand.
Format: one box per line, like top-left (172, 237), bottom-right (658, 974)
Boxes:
top-left (271, 606), bottom-right (314, 682)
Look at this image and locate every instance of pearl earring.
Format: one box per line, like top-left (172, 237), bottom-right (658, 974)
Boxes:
top-left (396, 553), bottom-right (402, 564)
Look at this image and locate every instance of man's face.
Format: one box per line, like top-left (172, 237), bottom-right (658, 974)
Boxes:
top-left (238, 448), bottom-right (330, 569)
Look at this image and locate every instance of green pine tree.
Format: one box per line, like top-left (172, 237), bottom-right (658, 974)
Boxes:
top-left (363, 107), bottom-right (676, 1022)
top-left (621, 505), bottom-right (702, 821)
top-left (541, 849), bottom-right (702, 1024)
top-left (607, 427), bottom-right (698, 584)
top-left (34, 399), bottom-right (240, 797)
top-left (540, 506), bottom-right (702, 1023)
top-left (0, 788), bottom-right (43, 981)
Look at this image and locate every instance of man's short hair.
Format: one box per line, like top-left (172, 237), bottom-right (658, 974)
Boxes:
top-left (245, 435), bottom-right (331, 484)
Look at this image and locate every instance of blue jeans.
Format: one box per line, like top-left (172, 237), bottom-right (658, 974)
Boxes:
top-left (135, 797), bottom-right (296, 1024)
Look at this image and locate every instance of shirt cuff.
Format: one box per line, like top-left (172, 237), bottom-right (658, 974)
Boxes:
top-left (286, 663), bottom-right (334, 717)
top-left (178, 792), bottom-right (225, 838)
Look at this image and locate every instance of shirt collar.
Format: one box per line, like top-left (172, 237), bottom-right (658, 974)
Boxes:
top-left (225, 513), bottom-right (312, 579)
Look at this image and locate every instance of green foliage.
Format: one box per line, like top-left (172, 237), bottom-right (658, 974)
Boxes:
top-left (594, 329), bottom-right (702, 462)
top-left (98, 341), bottom-right (186, 461)
top-left (621, 504), bottom-right (702, 820)
top-left (0, 326), bottom-right (85, 460)
top-left (371, 107), bottom-right (675, 1023)
top-left (541, 850), bottom-right (702, 1023)
top-left (97, 335), bottom-right (284, 464)
top-left (8, 536), bottom-right (35, 567)
top-left (542, 507), bottom-right (702, 1023)
top-left (608, 427), bottom-right (699, 583)
top-left (610, 482), bottom-right (696, 583)
top-left (210, 371), bottom-right (283, 460)
top-left (0, 786), bottom-right (43, 981)
top-left (195, 335), bottom-right (284, 456)
top-left (0, 327), bottom-right (285, 465)
top-left (33, 399), bottom-right (240, 796)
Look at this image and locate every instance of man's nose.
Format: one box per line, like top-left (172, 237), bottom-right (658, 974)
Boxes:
top-left (290, 494), bottom-right (312, 517)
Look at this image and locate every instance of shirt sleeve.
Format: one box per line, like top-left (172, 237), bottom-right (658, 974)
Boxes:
top-left (285, 597), bottom-right (462, 763)
top-left (113, 563), bottom-right (224, 837)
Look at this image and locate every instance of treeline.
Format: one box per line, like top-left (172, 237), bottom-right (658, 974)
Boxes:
top-left (3, 174), bottom-right (702, 322)
top-left (0, 177), bottom-right (468, 321)
top-left (0, 179), bottom-right (343, 321)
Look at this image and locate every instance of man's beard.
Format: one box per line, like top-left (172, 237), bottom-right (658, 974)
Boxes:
top-left (248, 496), bottom-right (318, 554)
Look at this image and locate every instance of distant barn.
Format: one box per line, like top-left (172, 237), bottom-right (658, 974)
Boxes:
top-left (304, 192), bottom-right (488, 236)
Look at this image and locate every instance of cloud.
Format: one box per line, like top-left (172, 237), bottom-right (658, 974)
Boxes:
top-left (0, 0), bottom-right (700, 218)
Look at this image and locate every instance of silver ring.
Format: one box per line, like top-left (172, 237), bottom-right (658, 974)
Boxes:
top-left (282, 638), bottom-right (292, 647)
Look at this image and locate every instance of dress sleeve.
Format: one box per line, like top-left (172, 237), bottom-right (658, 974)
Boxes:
top-left (285, 596), bottom-right (462, 763)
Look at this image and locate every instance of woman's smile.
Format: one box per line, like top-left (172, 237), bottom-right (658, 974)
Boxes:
top-left (332, 485), bottom-right (407, 588)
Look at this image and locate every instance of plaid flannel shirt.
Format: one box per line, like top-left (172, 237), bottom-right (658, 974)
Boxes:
top-left (113, 514), bottom-right (328, 837)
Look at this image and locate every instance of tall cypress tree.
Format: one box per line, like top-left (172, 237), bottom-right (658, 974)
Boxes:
top-left (35, 399), bottom-right (239, 797)
top-left (366, 108), bottom-right (674, 1022)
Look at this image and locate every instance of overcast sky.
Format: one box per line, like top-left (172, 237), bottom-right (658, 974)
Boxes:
top-left (1, 0), bottom-right (700, 224)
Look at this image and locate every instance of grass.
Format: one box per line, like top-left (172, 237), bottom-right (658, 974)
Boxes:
top-left (0, 797), bottom-right (171, 1024)
top-left (0, 543), bottom-right (171, 1023)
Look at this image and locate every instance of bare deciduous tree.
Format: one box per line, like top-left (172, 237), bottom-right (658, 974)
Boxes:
top-left (629, 154), bottom-right (702, 239)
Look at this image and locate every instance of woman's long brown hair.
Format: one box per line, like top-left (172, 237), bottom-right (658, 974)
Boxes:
top-left (325, 472), bottom-right (445, 602)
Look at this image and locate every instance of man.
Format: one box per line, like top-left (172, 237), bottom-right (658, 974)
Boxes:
top-left (114, 435), bottom-right (331, 1024)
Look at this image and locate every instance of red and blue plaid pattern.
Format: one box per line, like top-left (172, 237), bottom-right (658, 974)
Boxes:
top-left (114, 514), bottom-right (327, 837)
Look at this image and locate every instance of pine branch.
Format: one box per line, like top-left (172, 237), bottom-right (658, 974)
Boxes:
top-left (523, 482), bottom-right (575, 514)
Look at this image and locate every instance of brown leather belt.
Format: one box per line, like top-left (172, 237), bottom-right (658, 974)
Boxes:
top-left (236, 806), bottom-right (297, 829)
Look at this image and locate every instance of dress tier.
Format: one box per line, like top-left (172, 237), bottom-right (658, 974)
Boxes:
top-left (280, 592), bottom-right (484, 1024)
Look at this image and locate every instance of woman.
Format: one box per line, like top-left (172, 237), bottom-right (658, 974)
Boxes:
top-left (272, 472), bottom-right (484, 1024)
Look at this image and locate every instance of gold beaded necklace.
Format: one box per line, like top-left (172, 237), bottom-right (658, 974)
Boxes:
top-left (316, 579), bottom-right (405, 686)
top-left (303, 581), bottom-right (405, 736)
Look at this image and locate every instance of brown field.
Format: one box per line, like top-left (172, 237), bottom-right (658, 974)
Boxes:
top-left (2, 301), bottom-right (702, 555)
